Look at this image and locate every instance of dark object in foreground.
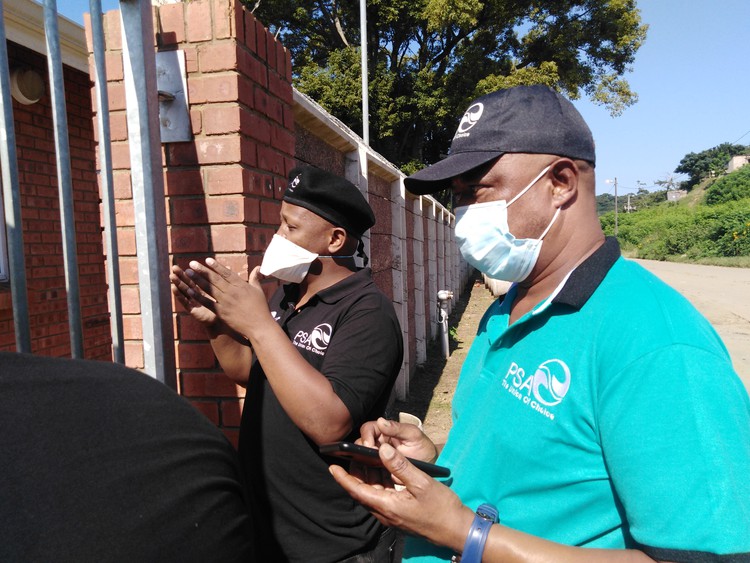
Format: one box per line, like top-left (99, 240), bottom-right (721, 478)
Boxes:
top-left (320, 441), bottom-right (451, 478)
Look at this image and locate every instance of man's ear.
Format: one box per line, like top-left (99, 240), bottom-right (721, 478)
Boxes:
top-left (327, 226), bottom-right (349, 253)
top-left (549, 158), bottom-right (579, 208)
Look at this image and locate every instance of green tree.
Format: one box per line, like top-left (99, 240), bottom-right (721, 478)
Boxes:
top-left (674, 143), bottom-right (749, 190)
top-left (249, 0), bottom-right (647, 172)
top-left (705, 165), bottom-right (750, 205)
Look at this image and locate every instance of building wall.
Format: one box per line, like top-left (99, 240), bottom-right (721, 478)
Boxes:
top-left (727, 155), bottom-right (750, 173)
top-left (0, 41), bottom-right (111, 359)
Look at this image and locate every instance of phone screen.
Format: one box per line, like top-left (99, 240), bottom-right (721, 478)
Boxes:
top-left (320, 441), bottom-right (451, 478)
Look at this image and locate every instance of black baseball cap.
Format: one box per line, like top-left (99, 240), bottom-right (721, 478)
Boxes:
top-left (283, 165), bottom-right (376, 238)
top-left (405, 85), bottom-right (596, 194)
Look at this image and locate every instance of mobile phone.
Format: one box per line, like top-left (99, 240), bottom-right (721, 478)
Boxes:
top-left (319, 441), bottom-right (451, 478)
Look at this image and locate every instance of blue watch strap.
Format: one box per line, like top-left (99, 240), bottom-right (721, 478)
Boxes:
top-left (460, 503), bottom-right (498, 563)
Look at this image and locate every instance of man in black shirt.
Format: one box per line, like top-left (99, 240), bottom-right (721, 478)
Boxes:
top-left (171, 165), bottom-right (403, 562)
top-left (0, 352), bottom-right (253, 563)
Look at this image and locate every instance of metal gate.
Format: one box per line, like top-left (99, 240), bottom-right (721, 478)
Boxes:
top-left (0, 0), bottom-right (175, 385)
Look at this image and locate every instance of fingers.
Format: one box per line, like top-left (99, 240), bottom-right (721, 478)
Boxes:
top-left (349, 461), bottom-right (394, 489)
top-left (378, 443), bottom-right (431, 492)
top-left (358, 417), bottom-right (407, 447)
top-left (170, 267), bottom-right (199, 306)
top-left (358, 420), bottom-right (382, 447)
top-left (204, 257), bottom-right (236, 280)
top-left (329, 464), bottom-right (400, 523)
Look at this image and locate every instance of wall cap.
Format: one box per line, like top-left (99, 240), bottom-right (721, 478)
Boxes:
top-left (3, 0), bottom-right (88, 73)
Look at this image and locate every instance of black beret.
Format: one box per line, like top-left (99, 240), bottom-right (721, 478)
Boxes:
top-left (283, 166), bottom-right (376, 238)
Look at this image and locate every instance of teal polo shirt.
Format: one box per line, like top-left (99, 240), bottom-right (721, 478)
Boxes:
top-left (405, 238), bottom-right (750, 561)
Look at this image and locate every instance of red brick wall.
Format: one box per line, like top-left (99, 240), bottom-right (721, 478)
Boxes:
top-left (0, 42), bottom-right (111, 359)
top-left (87, 0), bottom-right (294, 445)
top-left (367, 174), bottom-right (395, 299)
top-left (293, 123), bottom-right (346, 175)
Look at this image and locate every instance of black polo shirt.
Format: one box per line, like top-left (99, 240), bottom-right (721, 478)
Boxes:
top-left (0, 353), bottom-right (254, 563)
top-left (239, 268), bottom-right (403, 563)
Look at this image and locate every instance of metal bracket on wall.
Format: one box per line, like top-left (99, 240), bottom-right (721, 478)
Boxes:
top-left (155, 50), bottom-right (191, 143)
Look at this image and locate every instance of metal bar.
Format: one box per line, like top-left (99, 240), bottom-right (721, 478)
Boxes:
top-left (359, 0), bottom-right (369, 145)
top-left (0, 0), bottom-right (31, 353)
top-left (44, 0), bottom-right (84, 358)
top-left (89, 0), bottom-right (125, 364)
top-left (119, 0), bottom-right (176, 386)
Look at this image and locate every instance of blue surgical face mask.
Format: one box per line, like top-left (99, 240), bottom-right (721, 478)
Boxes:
top-left (453, 166), bottom-right (559, 282)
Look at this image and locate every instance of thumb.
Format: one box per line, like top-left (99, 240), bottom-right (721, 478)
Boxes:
top-left (248, 266), bottom-right (264, 286)
top-left (379, 443), bottom-right (428, 490)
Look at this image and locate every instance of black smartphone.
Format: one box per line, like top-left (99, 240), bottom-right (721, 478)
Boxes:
top-left (319, 441), bottom-right (451, 478)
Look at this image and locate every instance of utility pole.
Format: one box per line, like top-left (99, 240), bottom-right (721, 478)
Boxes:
top-left (606, 177), bottom-right (619, 235)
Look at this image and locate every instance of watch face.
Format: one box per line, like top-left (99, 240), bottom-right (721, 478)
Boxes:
top-left (476, 504), bottom-right (499, 523)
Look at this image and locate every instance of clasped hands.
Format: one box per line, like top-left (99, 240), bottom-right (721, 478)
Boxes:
top-left (170, 258), bottom-right (271, 338)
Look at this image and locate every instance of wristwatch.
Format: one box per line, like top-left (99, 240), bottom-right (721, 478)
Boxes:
top-left (452, 503), bottom-right (498, 563)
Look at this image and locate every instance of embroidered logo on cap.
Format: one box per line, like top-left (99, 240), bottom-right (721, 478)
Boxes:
top-left (288, 174), bottom-right (302, 192)
top-left (454, 102), bottom-right (484, 138)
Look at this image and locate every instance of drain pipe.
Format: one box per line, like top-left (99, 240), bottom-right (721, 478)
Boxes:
top-left (437, 290), bottom-right (454, 359)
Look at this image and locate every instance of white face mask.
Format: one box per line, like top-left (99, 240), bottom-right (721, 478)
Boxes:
top-left (454, 166), bottom-right (559, 282)
top-left (259, 234), bottom-right (319, 283)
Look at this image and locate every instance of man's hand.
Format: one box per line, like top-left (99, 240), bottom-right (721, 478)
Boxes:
top-left (358, 418), bottom-right (439, 464)
top-left (170, 265), bottom-right (218, 326)
top-left (330, 443), bottom-right (473, 552)
top-left (183, 259), bottom-right (273, 340)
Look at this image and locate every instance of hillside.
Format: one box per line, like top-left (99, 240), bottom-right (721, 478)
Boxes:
top-left (598, 167), bottom-right (750, 266)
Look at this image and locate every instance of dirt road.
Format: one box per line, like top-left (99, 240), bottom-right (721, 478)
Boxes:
top-left (635, 260), bottom-right (750, 392)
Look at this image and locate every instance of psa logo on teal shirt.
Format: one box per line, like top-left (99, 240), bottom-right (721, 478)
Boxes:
top-left (501, 359), bottom-right (571, 420)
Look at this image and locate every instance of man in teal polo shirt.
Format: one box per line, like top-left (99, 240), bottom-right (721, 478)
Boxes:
top-left (330, 85), bottom-right (750, 562)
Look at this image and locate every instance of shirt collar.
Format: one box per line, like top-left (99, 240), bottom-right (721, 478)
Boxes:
top-left (550, 236), bottom-right (621, 309)
top-left (280, 268), bottom-right (373, 309)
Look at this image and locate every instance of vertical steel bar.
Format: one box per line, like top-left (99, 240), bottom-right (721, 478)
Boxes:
top-left (89, 0), bottom-right (125, 364)
top-left (0, 0), bottom-right (31, 352)
top-left (359, 0), bottom-right (369, 145)
top-left (43, 0), bottom-right (84, 358)
top-left (119, 0), bottom-right (176, 386)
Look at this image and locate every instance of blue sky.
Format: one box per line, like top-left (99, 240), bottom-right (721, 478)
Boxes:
top-left (60, 1), bottom-right (749, 195)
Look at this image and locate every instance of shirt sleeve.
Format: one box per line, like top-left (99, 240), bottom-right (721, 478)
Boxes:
top-left (321, 294), bottom-right (403, 428)
top-left (598, 343), bottom-right (750, 558)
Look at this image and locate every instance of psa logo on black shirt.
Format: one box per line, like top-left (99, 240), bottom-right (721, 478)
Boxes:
top-left (292, 323), bottom-right (332, 356)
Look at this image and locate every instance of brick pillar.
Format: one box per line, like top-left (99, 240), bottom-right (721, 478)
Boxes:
top-left (87, 0), bottom-right (294, 445)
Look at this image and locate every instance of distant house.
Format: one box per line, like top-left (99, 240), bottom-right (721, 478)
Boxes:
top-left (727, 155), bottom-right (750, 173)
top-left (667, 189), bottom-right (688, 202)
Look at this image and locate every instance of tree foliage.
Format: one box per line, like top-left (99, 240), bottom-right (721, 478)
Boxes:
top-left (674, 143), bottom-right (749, 190)
top-left (704, 164), bottom-right (750, 205)
top-left (248, 0), bottom-right (647, 171)
top-left (601, 199), bottom-right (750, 260)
